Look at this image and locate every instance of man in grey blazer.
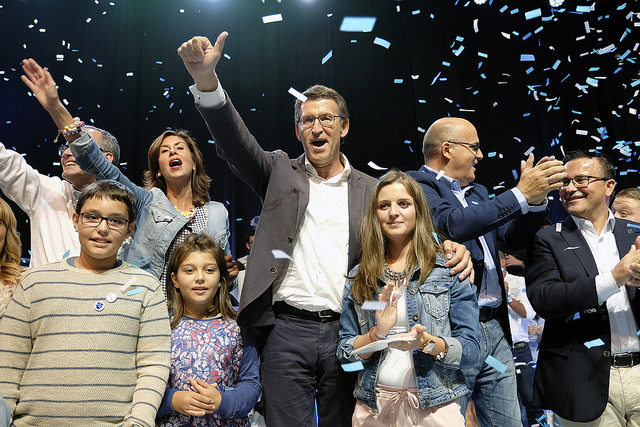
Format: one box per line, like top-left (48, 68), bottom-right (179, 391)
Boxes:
top-left (178, 32), bottom-right (472, 426)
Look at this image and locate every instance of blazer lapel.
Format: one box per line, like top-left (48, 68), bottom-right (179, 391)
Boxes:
top-left (560, 217), bottom-right (599, 277)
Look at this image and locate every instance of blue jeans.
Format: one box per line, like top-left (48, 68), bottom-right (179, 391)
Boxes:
top-left (460, 318), bottom-right (521, 426)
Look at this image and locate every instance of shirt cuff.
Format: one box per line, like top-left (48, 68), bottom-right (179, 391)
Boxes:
top-left (510, 187), bottom-right (548, 214)
top-left (596, 271), bottom-right (621, 305)
top-left (190, 81), bottom-right (225, 109)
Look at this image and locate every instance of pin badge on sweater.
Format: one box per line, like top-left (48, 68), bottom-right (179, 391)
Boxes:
top-left (94, 301), bottom-right (106, 311)
top-left (106, 293), bottom-right (118, 303)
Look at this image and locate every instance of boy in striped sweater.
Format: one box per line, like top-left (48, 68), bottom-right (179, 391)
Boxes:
top-left (0, 180), bottom-right (171, 426)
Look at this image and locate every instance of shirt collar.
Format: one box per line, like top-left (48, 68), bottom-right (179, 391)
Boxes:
top-left (305, 153), bottom-right (351, 183)
top-left (571, 210), bottom-right (616, 233)
top-left (423, 165), bottom-right (470, 193)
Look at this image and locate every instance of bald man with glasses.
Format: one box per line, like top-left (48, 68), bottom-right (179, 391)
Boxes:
top-left (407, 117), bottom-right (566, 426)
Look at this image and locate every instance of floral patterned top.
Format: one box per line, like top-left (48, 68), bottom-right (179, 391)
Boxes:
top-left (157, 315), bottom-right (251, 427)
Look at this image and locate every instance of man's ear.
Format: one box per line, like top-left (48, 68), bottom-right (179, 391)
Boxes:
top-left (103, 152), bottom-right (114, 164)
top-left (340, 118), bottom-right (350, 139)
top-left (605, 179), bottom-right (616, 198)
top-left (295, 124), bottom-right (302, 142)
top-left (441, 141), bottom-right (454, 161)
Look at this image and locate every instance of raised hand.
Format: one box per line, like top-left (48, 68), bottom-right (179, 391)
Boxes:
top-left (375, 283), bottom-right (400, 336)
top-left (517, 154), bottom-right (567, 205)
top-left (178, 32), bottom-right (229, 92)
top-left (21, 58), bottom-right (61, 112)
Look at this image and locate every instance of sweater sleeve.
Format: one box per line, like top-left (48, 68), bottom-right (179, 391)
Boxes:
top-left (0, 277), bottom-right (34, 414)
top-left (0, 141), bottom-right (48, 216)
top-left (123, 277), bottom-right (172, 427)
top-left (215, 327), bottom-right (261, 419)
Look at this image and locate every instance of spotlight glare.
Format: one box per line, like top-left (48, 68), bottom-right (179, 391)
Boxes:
top-left (549, 0), bottom-right (564, 6)
top-left (474, 0), bottom-right (487, 4)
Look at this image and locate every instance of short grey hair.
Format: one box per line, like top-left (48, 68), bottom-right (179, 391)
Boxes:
top-left (85, 125), bottom-right (120, 165)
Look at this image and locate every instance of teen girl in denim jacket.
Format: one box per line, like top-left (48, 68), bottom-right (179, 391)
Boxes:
top-left (337, 171), bottom-right (481, 426)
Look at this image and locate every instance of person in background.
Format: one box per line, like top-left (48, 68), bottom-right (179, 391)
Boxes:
top-left (157, 233), bottom-right (261, 426)
top-left (612, 188), bottom-right (640, 223)
top-left (500, 250), bottom-right (545, 427)
top-left (236, 230), bottom-right (255, 270)
top-left (0, 197), bottom-right (23, 320)
top-left (0, 180), bottom-right (171, 426)
top-left (2, 62), bottom-right (120, 267)
top-left (407, 116), bottom-right (566, 426)
top-left (21, 58), bottom-right (233, 294)
top-left (338, 170), bottom-right (480, 426)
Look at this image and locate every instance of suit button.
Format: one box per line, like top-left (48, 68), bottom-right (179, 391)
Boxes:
top-left (413, 314), bottom-right (419, 321)
top-left (602, 315), bottom-right (608, 321)
top-left (270, 267), bottom-right (278, 274)
top-left (287, 236), bottom-right (293, 243)
top-left (604, 350), bottom-right (611, 357)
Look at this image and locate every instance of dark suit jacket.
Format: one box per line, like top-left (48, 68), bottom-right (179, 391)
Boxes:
top-left (407, 166), bottom-right (547, 343)
top-left (526, 216), bottom-right (640, 422)
top-left (197, 95), bottom-right (377, 328)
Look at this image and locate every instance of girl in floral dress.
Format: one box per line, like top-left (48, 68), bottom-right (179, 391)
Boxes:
top-left (156, 234), bottom-right (261, 427)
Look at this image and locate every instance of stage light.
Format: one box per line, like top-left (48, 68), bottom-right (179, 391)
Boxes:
top-left (549, 0), bottom-right (564, 6)
top-left (474, 0), bottom-right (488, 4)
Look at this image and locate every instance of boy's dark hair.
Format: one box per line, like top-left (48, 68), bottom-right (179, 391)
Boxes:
top-left (245, 230), bottom-right (255, 244)
top-left (76, 180), bottom-right (137, 221)
top-left (166, 233), bottom-right (235, 329)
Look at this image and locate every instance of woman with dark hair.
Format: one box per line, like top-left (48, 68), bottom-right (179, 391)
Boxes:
top-left (22, 58), bottom-right (230, 294)
top-left (0, 197), bottom-right (23, 319)
top-left (337, 170), bottom-right (481, 426)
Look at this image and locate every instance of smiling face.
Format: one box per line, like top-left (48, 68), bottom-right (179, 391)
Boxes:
top-left (377, 181), bottom-right (417, 247)
top-left (158, 135), bottom-right (195, 186)
top-left (73, 196), bottom-right (133, 271)
top-left (442, 120), bottom-right (483, 187)
top-left (560, 158), bottom-right (616, 223)
top-left (294, 98), bottom-right (349, 179)
top-left (171, 251), bottom-right (221, 318)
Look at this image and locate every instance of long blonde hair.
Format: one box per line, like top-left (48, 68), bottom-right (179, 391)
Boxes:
top-left (0, 198), bottom-right (22, 286)
top-left (351, 170), bottom-right (441, 303)
top-left (166, 233), bottom-right (235, 329)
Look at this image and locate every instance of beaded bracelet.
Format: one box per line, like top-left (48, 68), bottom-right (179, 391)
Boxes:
top-left (54, 118), bottom-right (84, 143)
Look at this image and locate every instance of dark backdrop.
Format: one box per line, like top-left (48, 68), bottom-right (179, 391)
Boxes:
top-left (1, 0), bottom-right (639, 261)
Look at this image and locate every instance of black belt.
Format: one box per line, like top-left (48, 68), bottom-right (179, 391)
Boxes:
top-left (612, 352), bottom-right (640, 368)
top-left (512, 342), bottom-right (528, 350)
top-left (479, 307), bottom-right (501, 322)
top-left (273, 301), bottom-right (340, 322)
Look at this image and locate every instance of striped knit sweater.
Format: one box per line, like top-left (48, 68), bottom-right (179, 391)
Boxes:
top-left (0, 258), bottom-right (171, 426)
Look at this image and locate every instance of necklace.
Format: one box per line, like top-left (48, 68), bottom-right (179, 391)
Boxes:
top-left (177, 207), bottom-right (195, 222)
top-left (384, 261), bottom-right (410, 288)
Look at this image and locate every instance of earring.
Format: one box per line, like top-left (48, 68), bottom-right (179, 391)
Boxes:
top-left (157, 172), bottom-right (162, 178)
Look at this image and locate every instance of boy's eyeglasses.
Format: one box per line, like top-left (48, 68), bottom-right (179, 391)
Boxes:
top-left (80, 213), bottom-right (129, 231)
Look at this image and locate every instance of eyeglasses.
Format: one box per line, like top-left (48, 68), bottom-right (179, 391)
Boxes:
top-left (80, 212), bottom-right (130, 231)
top-left (298, 114), bottom-right (345, 129)
top-left (448, 141), bottom-right (481, 155)
top-left (560, 175), bottom-right (609, 189)
top-left (59, 142), bottom-right (108, 158)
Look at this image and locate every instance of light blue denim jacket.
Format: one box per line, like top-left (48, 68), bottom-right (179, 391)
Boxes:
top-left (70, 132), bottom-right (230, 278)
top-left (337, 252), bottom-right (481, 410)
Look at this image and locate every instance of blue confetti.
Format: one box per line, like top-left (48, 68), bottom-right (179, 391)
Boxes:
top-left (322, 50), bottom-right (332, 65)
top-left (342, 361), bottom-right (364, 372)
top-left (339, 16), bottom-right (376, 32)
top-left (126, 288), bottom-right (144, 296)
top-left (62, 249), bottom-right (71, 259)
top-left (584, 338), bottom-right (604, 348)
top-left (485, 355), bottom-right (507, 373)
top-left (525, 8), bottom-right (542, 20)
top-left (373, 37), bottom-right (391, 49)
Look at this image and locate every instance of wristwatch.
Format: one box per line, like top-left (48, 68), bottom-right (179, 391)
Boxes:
top-left (434, 338), bottom-right (449, 361)
top-left (421, 336), bottom-right (436, 354)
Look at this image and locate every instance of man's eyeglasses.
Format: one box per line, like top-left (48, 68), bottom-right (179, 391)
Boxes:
top-left (298, 114), bottom-right (345, 129)
top-left (560, 175), bottom-right (609, 189)
top-left (80, 213), bottom-right (129, 231)
top-left (59, 142), bottom-right (108, 158)
top-left (448, 141), bottom-right (481, 155)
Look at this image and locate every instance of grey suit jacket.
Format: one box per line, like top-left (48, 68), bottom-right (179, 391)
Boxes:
top-left (197, 94), bottom-right (377, 327)
top-left (526, 215), bottom-right (640, 422)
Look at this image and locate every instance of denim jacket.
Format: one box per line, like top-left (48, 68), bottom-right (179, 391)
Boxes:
top-left (337, 253), bottom-right (481, 410)
top-left (70, 132), bottom-right (230, 278)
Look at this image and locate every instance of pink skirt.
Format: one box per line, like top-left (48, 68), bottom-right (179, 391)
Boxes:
top-left (352, 384), bottom-right (464, 427)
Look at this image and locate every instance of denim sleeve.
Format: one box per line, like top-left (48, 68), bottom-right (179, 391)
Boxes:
top-left (337, 280), bottom-right (370, 363)
top-left (442, 275), bottom-right (481, 370)
top-left (216, 328), bottom-right (261, 419)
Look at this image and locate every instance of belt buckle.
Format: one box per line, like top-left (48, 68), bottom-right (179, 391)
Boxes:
top-left (317, 310), bottom-right (335, 320)
top-left (613, 353), bottom-right (632, 368)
